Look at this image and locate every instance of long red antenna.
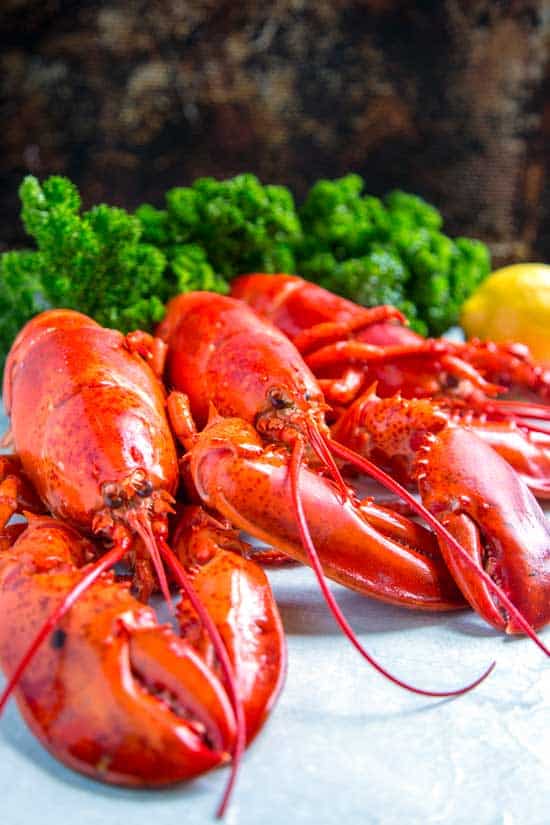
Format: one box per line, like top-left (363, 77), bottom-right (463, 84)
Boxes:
top-left (289, 439), bottom-right (495, 696)
top-left (307, 421), bottom-right (349, 501)
top-left (329, 438), bottom-right (550, 657)
top-left (130, 512), bottom-right (175, 613)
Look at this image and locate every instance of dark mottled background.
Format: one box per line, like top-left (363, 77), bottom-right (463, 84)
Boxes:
top-left (1, 0), bottom-right (549, 263)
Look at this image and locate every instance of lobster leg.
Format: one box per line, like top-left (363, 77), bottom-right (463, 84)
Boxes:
top-left (292, 310), bottom-right (406, 357)
top-left (0, 455), bottom-right (46, 528)
top-left (0, 516), bottom-right (237, 785)
top-left (305, 340), bottom-right (504, 399)
top-left (455, 339), bottom-right (550, 403)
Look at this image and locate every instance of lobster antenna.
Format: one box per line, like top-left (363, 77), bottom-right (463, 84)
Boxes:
top-left (130, 513), bottom-right (175, 614)
top-left (328, 439), bottom-right (550, 657)
top-left (0, 542), bottom-right (127, 713)
top-left (158, 539), bottom-right (246, 819)
top-left (306, 421), bottom-right (349, 502)
top-left (288, 438), bottom-right (496, 697)
top-left (481, 399), bottom-right (550, 426)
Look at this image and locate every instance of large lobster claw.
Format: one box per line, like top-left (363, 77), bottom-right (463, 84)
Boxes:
top-left (417, 426), bottom-right (550, 633)
top-left (0, 517), bottom-right (236, 785)
top-left (180, 413), bottom-right (465, 611)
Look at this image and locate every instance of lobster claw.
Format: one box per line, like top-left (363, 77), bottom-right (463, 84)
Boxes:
top-left (417, 427), bottom-right (550, 633)
top-left (0, 518), bottom-right (236, 785)
top-left (121, 623), bottom-right (236, 782)
top-left (183, 414), bottom-right (465, 611)
top-left (173, 506), bottom-right (286, 744)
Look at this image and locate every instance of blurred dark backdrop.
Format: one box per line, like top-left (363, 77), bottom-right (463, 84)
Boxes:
top-left (1, 0), bottom-right (549, 263)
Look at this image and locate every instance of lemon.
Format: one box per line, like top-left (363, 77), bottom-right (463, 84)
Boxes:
top-left (460, 263), bottom-right (550, 365)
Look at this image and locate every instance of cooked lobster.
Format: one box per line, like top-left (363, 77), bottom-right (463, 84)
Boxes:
top-left (0, 309), bottom-right (286, 814)
top-left (231, 273), bottom-right (550, 408)
top-left (0, 514), bottom-right (237, 785)
top-left (332, 387), bottom-right (550, 633)
top-left (158, 291), bottom-right (550, 655)
top-left (231, 273), bottom-right (550, 496)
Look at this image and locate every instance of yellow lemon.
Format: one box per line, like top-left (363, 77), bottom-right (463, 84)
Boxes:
top-left (460, 263), bottom-right (550, 365)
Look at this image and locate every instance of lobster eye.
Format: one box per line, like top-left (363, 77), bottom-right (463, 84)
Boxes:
top-left (104, 492), bottom-right (124, 509)
top-left (102, 482), bottom-right (125, 509)
top-left (136, 480), bottom-right (154, 498)
top-left (268, 387), bottom-right (292, 410)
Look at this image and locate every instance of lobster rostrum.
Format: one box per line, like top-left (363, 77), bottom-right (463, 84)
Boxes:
top-left (231, 273), bottom-right (550, 421)
top-left (0, 309), bottom-right (286, 815)
top-left (332, 387), bottom-right (550, 634)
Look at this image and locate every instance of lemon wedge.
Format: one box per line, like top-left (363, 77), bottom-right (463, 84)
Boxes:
top-left (460, 263), bottom-right (550, 365)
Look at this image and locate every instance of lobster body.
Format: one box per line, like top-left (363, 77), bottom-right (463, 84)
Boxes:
top-left (3, 310), bottom-right (178, 532)
top-left (1, 309), bottom-right (287, 803)
top-left (232, 273), bottom-right (550, 405)
top-left (160, 293), bottom-right (470, 613)
top-left (233, 274), bottom-right (550, 495)
top-left (158, 292), bottom-right (325, 432)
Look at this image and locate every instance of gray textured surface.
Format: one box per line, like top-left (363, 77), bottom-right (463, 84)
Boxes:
top-left (0, 408), bottom-right (549, 825)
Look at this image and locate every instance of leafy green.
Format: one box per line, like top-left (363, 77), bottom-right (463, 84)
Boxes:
top-left (0, 250), bottom-right (49, 374)
top-left (0, 176), bottom-right (229, 370)
top-left (1, 172), bottom-right (491, 372)
top-left (138, 173), bottom-right (302, 278)
top-left (297, 175), bottom-right (490, 335)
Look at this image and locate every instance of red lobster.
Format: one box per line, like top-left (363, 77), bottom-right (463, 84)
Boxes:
top-left (332, 387), bottom-right (550, 633)
top-left (0, 309), bottom-right (285, 814)
top-left (231, 273), bottom-right (550, 405)
top-left (158, 291), bottom-right (550, 663)
top-left (232, 274), bottom-right (550, 498)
